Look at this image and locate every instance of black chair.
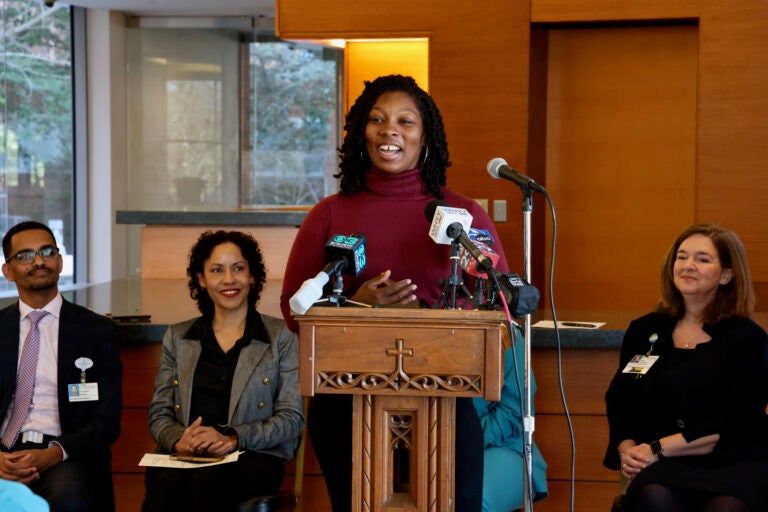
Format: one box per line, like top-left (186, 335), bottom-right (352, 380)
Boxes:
top-left (236, 399), bottom-right (309, 512)
top-left (235, 490), bottom-right (296, 512)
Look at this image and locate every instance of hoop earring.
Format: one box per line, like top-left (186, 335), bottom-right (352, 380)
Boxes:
top-left (421, 145), bottom-right (429, 166)
top-left (360, 151), bottom-right (366, 162)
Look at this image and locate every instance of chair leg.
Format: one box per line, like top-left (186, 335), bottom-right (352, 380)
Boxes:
top-left (293, 397), bottom-right (309, 511)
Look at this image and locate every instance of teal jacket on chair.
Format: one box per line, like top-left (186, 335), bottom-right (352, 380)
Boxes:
top-left (473, 328), bottom-right (549, 512)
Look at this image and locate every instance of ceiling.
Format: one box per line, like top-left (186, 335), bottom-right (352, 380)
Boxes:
top-left (61, 0), bottom-right (275, 17)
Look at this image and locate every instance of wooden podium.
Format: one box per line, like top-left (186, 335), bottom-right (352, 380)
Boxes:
top-left (295, 307), bottom-right (508, 512)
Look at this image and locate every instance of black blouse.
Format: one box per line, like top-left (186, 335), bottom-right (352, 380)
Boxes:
top-left (187, 312), bottom-right (270, 433)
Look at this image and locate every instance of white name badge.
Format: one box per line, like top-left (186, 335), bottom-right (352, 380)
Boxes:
top-left (68, 382), bottom-right (99, 402)
top-left (621, 355), bottom-right (659, 375)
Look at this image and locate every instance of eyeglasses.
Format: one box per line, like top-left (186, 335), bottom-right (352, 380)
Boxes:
top-left (6, 245), bottom-right (60, 264)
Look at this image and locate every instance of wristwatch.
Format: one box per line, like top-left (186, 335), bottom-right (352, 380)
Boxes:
top-left (650, 439), bottom-right (664, 457)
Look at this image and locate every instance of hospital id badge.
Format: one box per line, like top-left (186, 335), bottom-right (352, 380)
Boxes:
top-left (621, 355), bottom-right (659, 375)
top-left (68, 382), bottom-right (99, 402)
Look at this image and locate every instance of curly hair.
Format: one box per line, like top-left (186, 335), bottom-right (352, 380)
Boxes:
top-left (186, 230), bottom-right (267, 317)
top-left (656, 222), bottom-right (755, 323)
top-left (336, 74), bottom-right (451, 198)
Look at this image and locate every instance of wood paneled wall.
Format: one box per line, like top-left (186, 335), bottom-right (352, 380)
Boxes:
top-left (275, 0), bottom-right (768, 311)
top-left (140, 225), bottom-right (298, 280)
top-left (543, 25), bottom-right (698, 310)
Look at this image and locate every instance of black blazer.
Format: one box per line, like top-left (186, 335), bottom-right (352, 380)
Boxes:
top-left (0, 299), bottom-right (122, 462)
top-left (603, 312), bottom-right (768, 470)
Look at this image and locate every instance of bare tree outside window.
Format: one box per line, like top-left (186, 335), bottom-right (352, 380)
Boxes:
top-left (0, 0), bottom-right (74, 292)
top-left (245, 41), bottom-right (340, 207)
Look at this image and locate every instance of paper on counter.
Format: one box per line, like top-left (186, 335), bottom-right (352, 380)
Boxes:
top-left (139, 450), bottom-right (243, 469)
top-left (532, 320), bottom-right (605, 329)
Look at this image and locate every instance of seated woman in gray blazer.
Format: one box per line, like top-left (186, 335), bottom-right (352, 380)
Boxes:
top-left (143, 230), bottom-right (305, 512)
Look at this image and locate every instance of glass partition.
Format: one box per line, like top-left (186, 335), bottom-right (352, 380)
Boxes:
top-left (126, 25), bottom-right (342, 211)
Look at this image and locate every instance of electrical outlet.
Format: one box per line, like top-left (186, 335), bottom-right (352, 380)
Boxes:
top-left (475, 198), bottom-right (489, 212)
top-left (493, 200), bottom-right (507, 222)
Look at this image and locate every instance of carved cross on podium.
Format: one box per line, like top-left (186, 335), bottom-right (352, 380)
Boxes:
top-left (387, 339), bottom-right (413, 383)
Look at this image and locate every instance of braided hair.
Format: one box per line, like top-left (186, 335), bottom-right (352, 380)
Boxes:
top-left (336, 74), bottom-right (451, 198)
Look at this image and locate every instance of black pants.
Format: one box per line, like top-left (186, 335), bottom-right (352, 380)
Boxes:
top-left (308, 394), bottom-right (483, 512)
top-left (143, 450), bottom-right (286, 512)
top-left (2, 441), bottom-right (115, 512)
top-left (29, 459), bottom-right (115, 512)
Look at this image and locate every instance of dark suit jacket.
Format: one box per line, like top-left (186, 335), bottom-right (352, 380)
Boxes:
top-left (0, 299), bottom-right (122, 462)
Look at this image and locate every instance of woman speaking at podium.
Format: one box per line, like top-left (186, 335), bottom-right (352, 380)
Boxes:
top-left (280, 74), bottom-right (510, 511)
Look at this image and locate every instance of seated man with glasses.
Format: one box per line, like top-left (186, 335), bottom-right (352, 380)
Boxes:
top-left (0, 220), bottom-right (122, 512)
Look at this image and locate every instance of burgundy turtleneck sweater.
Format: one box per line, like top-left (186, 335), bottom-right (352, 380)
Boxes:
top-left (280, 168), bottom-right (509, 331)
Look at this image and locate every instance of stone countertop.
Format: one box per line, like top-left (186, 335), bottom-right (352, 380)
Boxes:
top-left (3, 278), bottom-right (765, 348)
top-left (115, 209), bottom-right (308, 227)
top-left (0, 277), bottom-right (638, 348)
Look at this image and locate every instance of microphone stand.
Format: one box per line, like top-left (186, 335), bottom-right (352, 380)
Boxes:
top-left (314, 272), bottom-right (370, 308)
top-left (433, 241), bottom-right (472, 309)
top-left (520, 186), bottom-right (535, 512)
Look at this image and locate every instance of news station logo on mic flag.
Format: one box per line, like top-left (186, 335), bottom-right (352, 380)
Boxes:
top-left (459, 228), bottom-right (500, 277)
top-left (428, 204), bottom-right (473, 245)
top-left (325, 233), bottom-right (366, 276)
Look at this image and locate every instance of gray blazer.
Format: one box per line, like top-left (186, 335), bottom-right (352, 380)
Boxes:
top-left (147, 313), bottom-right (304, 461)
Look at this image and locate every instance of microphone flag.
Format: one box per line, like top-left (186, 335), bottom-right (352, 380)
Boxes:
top-left (426, 201), bottom-right (473, 245)
top-left (459, 228), bottom-right (500, 277)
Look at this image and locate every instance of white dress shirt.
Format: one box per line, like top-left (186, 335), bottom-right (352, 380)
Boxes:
top-left (0, 294), bottom-right (64, 441)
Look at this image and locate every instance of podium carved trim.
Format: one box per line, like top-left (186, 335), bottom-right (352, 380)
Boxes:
top-left (428, 396), bottom-right (438, 512)
top-left (362, 394), bottom-right (372, 512)
top-left (317, 370), bottom-right (482, 394)
top-left (299, 307), bottom-right (503, 511)
top-left (317, 338), bottom-right (482, 394)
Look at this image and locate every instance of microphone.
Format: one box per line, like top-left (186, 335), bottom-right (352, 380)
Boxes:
top-left (426, 200), bottom-right (473, 245)
top-left (495, 273), bottom-right (540, 317)
top-left (487, 157), bottom-right (546, 193)
top-left (458, 228), bottom-right (500, 277)
top-left (289, 233), bottom-right (367, 315)
top-left (324, 233), bottom-right (367, 277)
top-left (425, 200), bottom-right (495, 273)
top-left (289, 271), bottom-right (330, 316)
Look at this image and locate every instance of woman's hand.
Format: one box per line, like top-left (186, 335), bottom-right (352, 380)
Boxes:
top-left (351, 270), bottom-right (418, 306)
top-left (619, 442), bottom-right (656, 479)
top-left (173, 416), bottom-right (205, 455)
top-left (203, 431), bottom-right (238, 457)
top-left (173, 416), bottom-right (236, 456)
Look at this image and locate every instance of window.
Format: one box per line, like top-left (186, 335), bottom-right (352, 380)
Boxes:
top-left (244, 40), bottom-right (340, 206)
top-left (126, 22), bottom-right (342, 211)
top-left (0, 1), bottom-right (75, 293)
